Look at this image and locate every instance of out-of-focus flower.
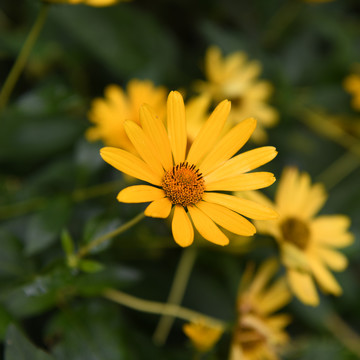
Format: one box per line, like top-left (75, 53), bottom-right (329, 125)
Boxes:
top-left (343, 72), bottom-right (360, 111)
top-left (244, 167), bottom-right (354, 306)
top-left (183, 319), bottom-right (224, 352)
top-left (100, 91), bottom-right (278, 247)
top-left (44, 0), bottom-right (130, 6)
top-left (86, 79), bottom-right (167, 151)
top-left (194, 46), bottom-right (278, 143)
top-left (230, 259), bottom-right (291, 360)
top-left (185, 94), bottom-right (211, 144)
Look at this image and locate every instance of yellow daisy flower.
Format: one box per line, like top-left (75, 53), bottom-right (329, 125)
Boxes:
top-left (183, 319), bottom-right (224, 353)
top-left (343, 72), bottom-right (360, 111)
top-left (194, 46), bottom-right (279, 143)
top-left (86, 79), bottom-right (167, 151)
top-left (230, 259), bottom-right (291, 360)
top-left (244, 167), bottom-right (354, 306)
top-left (44, 0), bottom-right (129, 6)
top-left (100, 91), bottom-right (278, 247)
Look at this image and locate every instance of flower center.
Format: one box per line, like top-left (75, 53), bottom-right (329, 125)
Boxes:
top-left (162, 162), bottom-right (205, 207)
top-left (280, 217), bottom-right (310, 250)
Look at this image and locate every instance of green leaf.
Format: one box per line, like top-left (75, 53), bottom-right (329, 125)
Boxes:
top-left (5, 324), bottom-right (55, 360)
top-left (60, 229), bottom-right (74, 257)
top-left (25, 197), bottom-right (72, 255)
top-left (78, 259), bottom-right (104, 273)
top-left (45, 300), bottom-right (134, 360)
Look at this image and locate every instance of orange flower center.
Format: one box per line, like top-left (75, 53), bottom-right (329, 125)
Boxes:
top-left (280, 217), bottom-right (310, 250)
top-left (162, 162), bottom-right (205, 207)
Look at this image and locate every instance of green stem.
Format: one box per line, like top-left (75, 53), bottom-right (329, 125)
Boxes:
top-left (0, 3), bottom-right (49, 111)
top-left (103, 288), bottom-right (226, 328)
top-left (152, 246), bottom-right (198, 345)
top-left (77, 212), bottom-right (145, 258)
top-left (325, 312), bottom-right (360, 357)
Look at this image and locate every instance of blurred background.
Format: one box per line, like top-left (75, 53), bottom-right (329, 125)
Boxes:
top-left (0, 0), bottom-right (360, 359)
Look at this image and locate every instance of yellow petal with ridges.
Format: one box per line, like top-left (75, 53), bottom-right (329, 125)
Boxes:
top-left (144, 197), bottom-right (172, 218)
top-left (100, 147), bottom-right (162, 185)
top-left (204, 147), bottom-right (277, 183)
top-left (187, 100), bottom-right (230, 165)
top-left (287, 269), bottom-right (319, 306)
top-left (172, 205), bottom-right (194, 247)
top-left (203, 192), bottom-right (278, 220)
top-left (308, 257), bottom-right (342, 295)
top-left (196, 201), bottom-right (255, 236)
top-left (167, 91), bottom-right (186, 164)
top-left (117, 185), bottom-right (165, 203)
top-left (199, 117), bottom-right (256, 176)
top-left (187, 205), bottom-right (229, 246)
top-left (205, 172), bottom-right (275, 192)
top-left (140, 104), bottom-right (173, 171)
top-left (124, 120), bottom-right (164, 177)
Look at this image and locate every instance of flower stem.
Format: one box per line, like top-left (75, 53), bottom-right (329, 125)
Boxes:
top-left (77, 212), bottom-right (145, 258)
top-left (152, 246), bottom-right (198, 346)
top-left (103, 288), bottom-right (226, 328)
top-left (0, 3), bottom-right (49, 111)
top-left (325, 312), bottom-right (360, 357)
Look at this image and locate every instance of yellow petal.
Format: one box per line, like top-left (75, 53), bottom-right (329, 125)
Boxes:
top-left (204, 146), bottom-right (277, 183)
top-left (287, 269), bottom-right (319, 306)
top-left (311, 215), bottom-right (354, 248)
top-left (259, 278), bottom-right (292, 315)
top-left (167, 91), bottom-right (186, 164)
top-left (187, 205), bottom-right (229, 246)
top-left (124, 120), bottom-right (164, 177)
top-left (117, 185), bottom-right (165, 203)
top-left (199, 117), bottom-right (256, 176)
top-left (196, 201), bottom-right (255, 236)
top-left (249, 258), bottom-right (278, 296)
top-left (315, 246), bottom-right (348, 271)
top-left (308, 257), bottom-right (342, 296)
top-left (281, 242), bottom-right (310, 272)
top-left (275, 167), bottom-right (298, 215)
top-left (301, 183), bottom-right (327, 219)
top-left (172, 205), bottom-right (194, 247)
top-left (186, 100), bottom-right (230, 165)
top-left (205, 172), bottom-right (275, 192)
top-left (140, 104), bottom-right (173, 171)
top-left (100, 147), bottom-right (162, 185)
top-left (144, 197), bottom-right (172, 218)
top-left (202, 192), bottom-right (278, 220)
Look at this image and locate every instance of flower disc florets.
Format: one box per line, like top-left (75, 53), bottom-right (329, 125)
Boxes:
top-left (280, 217), bottom-right (310, 250)
top-left (162, 162), bottom-right (205, 207)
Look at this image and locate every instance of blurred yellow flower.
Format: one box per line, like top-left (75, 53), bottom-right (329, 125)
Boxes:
top-left (100, 91), bottom-right (278, 247)
top-left (230, 259), bottom-right (291, 360)
top-left (86, 79), bottom-right (167, 151)
top-left (343, 72), bottom-right (360, 111)
top-left (244, 167), bottom-right (354, 306)
top-left (44, 0), bottom-right (130, 6)
top-left (194, 46), bottom-right (279, 143)
top-left (183, 319), bottom-right (224, 352)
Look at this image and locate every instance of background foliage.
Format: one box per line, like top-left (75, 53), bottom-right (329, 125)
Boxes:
top-left (0, 0), bottom-right (360, 359)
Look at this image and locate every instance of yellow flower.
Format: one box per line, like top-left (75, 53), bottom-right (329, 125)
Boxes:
top-left (343, 72), bottom-right (360, 111)
top-left (183, 319), bottom-right (224, 352)
top-left (100, 91), bottom-right (278, 247)
top-left (194, 46), bottom-right (279, 143)
top-left (230, 259), bottom-right (291, 360)
top-left (44, 0), bottom-right (130, 6)
top-left (244, 167), bottom-right (354, 306)
top-left (86, 79), bottom-right (167, 151)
